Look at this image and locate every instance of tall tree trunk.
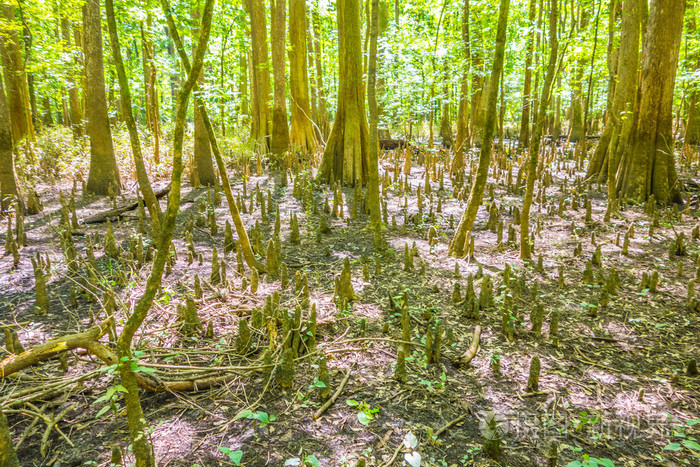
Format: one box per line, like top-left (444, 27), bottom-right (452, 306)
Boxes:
top-left (270, 0), bottom-right (290, 154)
top-left (685, 12), bottom-right (700, 145)
top-left (247, 0), bottom-right (272, 151)
top-left (312, 8), bottom-right (330, 138)
top-left (17, 2), bottom-right (37, 131)
top-left (452, 0), bottom-right (470, 181)
top-left (518, 0), bottom-right (537, 149)
top-left (0, 3), bottom-right (34, 144)
top-left (587, 0), bottom-right (640, 220)
top-left (448, 0), bottom-right (510, 257)
top-left (105, 0), bottom-right (162, 237)
top-left (141, 12), bottom-right (161, 164)
top-left (317, 0), bottom-right (369, 186)
top-left (0, 78), bottom-right (23, 213)
top-left (568, 4), bottom-right (588, 142)
top-left (61, 17), bottom-right (83, 137)
top-left (618, 0), bottom-right (685, 204)
top-left (439, 63), bottom-right (452, 146)
top-left (83, 0), bottom-right (121, 196)
top-left (469, 13), bottom-right (484, 147)
top-left (239, 50), bottom-right (249, 125)
top-left (289, 0), bottom-right (318, 153)
top-left (520, 0), bottom-right (558, 260)
top-left (367, 0), bottom-right (381, 232)
top-left (191, 2), bottom-right (216, 186)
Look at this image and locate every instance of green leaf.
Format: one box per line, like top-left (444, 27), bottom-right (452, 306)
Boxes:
top-left (305, 454), bottom-right (320, 467)
top-left (235, 409), bottom-right (254, 420)
top-left (95, 405), bottom-right (111, 419)
top-left (663, 443), bottom-right (683, 451)
top-left (357, 411), bottom-right (374, 426)
top-left (682, 440), bottom-right (700, 451)
top-left (597, 459), bottom-right (615, 467)
top-left (345, 399), bottom-right (359, 407)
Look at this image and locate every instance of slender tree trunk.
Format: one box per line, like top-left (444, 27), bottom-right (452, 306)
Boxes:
top-left (61, 17), bottom-right (83, 137)
top-left (317, 0), bottom-right (369, 186)
top-left (239, 50), bottom-right (249, 126)
top-left (469, 15), bottom-right (484, 146)
top-left (163, 0), bottom-right (267, 273)
top-left (439, 63), bottom-right (452, 146)
top-left (192, 2), bottom-right (216, 186)
top-left (313, 9), bottom-right (330, 138)
top-left (518, 0), bottom-right (537, 149)
top-left (520, 0), bottom-right (558, 260)
top-left (448, 0), bottom-right (510, 257)
top-left (0, 4), bottom-right (34, 144)
top-left (270, 0), bottom-right (290, 154)
top-left (247, 0), bottom-right (272, 151)
top-left (83, 0), bottom-right (121, 196)
top-left (116, 1), bottom-right (213, 465)
top-left (289, 0), bottom-right (318, 153)
top-left (0, 78), bottom-right (23, 213)
top-left (141, 13), bottom-right (161, 164)
top-left (452, 0), bottom-right (470, 180)
top-left (105, 0), bottom-right (162, 237)
top-left (618, 0), bottom-right (685, 204)
top-left (367, 0), bottom-right (381, 231)
top-left (17, 2), bottom-right (37, 131)
top-left (685, 13), bottom-right (700, 145)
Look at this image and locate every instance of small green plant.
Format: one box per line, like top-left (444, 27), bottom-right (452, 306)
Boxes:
top-left (571, 411), bottom-right (601, 432)
top-left (235, 409), bottom-right (276, 428)
top-left (566, 454), bottom-right (614, 467)
top-left (93, 383), bottom-right (128, 419)
top-left (218, 447), bottom-right (243, 465)
top-left (662, 417), bottom-right (700, 459)
top-left (284, 453), bottom-right (320, 466)
top-left (346, 399), bottom-right (380, 426)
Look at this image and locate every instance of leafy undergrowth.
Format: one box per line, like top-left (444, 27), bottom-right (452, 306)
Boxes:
top-left (1, 137), bottom-right (699, 467)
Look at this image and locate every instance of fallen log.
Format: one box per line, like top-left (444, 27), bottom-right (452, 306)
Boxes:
top-left (379, 139), bottom-right (411, 150)
top-left (82, 185), bottom-right (171, 224)
top-left (0, 321), bottom-right (112, 378)
top-left (459, 325), bottom-right (481, 366)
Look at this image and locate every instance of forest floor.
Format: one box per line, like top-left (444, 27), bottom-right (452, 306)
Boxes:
top-left (1, 133), bottom-right (700, 467)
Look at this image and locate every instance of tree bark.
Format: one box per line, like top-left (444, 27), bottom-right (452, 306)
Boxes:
top-left (518, 0), bottom-right (537, 149)
top-left (0, 3), bottom-right (34, 144)
top-left (61, 17), bottom-right (83, 137)
top-left (312, 8), bottom-right (330, 138)
top-left (0, 78), bottom-right (23, 213)
top-left (0, 409), bottom-right (19, 466)
top-left (448, 0), bottom-right (510, 257)
top-left (270, 0), bottom-right (290, 155)
top-left (520, 0), bottom-right (558, 260)
top-left (289, 0), bottom-right (318, 153)
top-left (105, 0), bottom-right (162, 236)
top-left (83, 0), bottom-right (121, 196)
top-left (192, 2), bottom-right (216, 186)
top-left (141, 13), bottom-right (161, 164)
top-left (617, 0), bottom-right (685, 204)
top-left (451, 0), bottom-right (470, 180)
top-left (247, 0), bottom-right (272, 151)
top-left (317, 0), bottom-right (369, 186)
top-left (367, 0), bottom-right (381, 230)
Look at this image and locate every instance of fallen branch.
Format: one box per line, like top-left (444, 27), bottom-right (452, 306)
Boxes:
top-left (313, 369), bottom-right (352, 419)
top-left (82, 185), bottom-right (170, 224)
top-left (435, 412), bottom-right (470, 437)
top-left (459, 325), bottom-right (481, 366)
top-left (0, 321), bottom-right (112, 378)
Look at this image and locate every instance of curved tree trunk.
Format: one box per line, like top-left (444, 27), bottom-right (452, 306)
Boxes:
top-left (317, 0), bottom-right (369, 186)
top-left (289, 0), bottom-right (318, 153)
top-left (448, 0), bottom-right (509, 257)
top-left (618, 0), bottom-right (685, 204)
top-left (270, 0), bottom-right (290, 154)
top-left (83, 0), bottom-right (121, 196)
top-left (105, 0), bottom-right (162, 236)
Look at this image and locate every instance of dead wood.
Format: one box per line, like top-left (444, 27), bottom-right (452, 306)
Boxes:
top-left (82, 185), bottom-right (171, 224)
top-left (459, 325), bottom-right (481, 366)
